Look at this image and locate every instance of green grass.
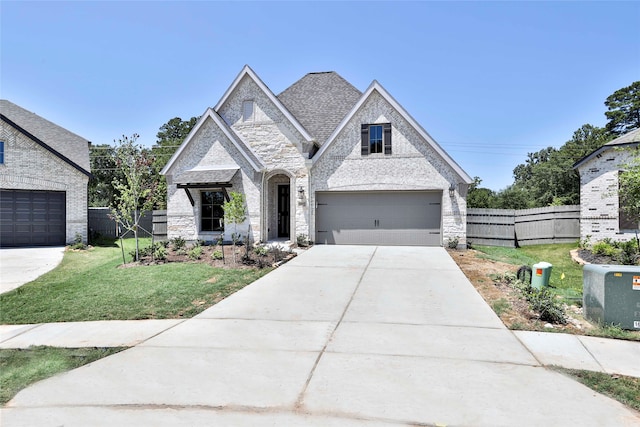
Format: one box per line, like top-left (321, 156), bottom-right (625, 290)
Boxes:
top-left (0, 238), bottom-right (271, 324)
top-left (552, 367), bottom-right (640, 411)
top-left (0, 346), bottom-right (125, 405)
top-left (476, 243), bottom-right (583, 297)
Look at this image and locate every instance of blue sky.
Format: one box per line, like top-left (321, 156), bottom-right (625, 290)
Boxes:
top-left (2, 1), bottom-right (639, 191)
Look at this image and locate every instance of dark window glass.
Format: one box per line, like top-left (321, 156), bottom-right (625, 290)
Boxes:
top-left (0, 141), bottom-right (4, 164)
top-left (369, 125), bottom-right (383, 154)
top-left (201, 191), bottom-right (225, 231)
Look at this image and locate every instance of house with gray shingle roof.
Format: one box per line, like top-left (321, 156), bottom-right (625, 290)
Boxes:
top-left (0, 100), bottom-right (91, 246)
top-left (161, 65), bottom-right (472, 247)
top-left (574, 128), bottom-right (640, 241)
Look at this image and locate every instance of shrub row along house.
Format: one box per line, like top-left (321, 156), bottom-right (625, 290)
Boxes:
top-left (0, 100), bottom-right (91, 247)
top-left (161, 66), bottom-right (473, 247)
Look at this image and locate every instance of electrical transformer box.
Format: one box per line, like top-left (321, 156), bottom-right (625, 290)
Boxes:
top-left (583, 264), bottom-right (640, 330)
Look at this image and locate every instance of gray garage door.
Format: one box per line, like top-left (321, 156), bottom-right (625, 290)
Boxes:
top-left (0, 190), bottom-right (66, 247)
top-left (315, 191), bottom-right (442, 246)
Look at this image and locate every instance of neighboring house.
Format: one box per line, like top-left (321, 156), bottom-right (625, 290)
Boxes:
top-left (0, 100), bottom-right (91, 247)
top-left (161, 66), bottom-right (473, 247)
top-left (573, 128), bottom-right (640, 242)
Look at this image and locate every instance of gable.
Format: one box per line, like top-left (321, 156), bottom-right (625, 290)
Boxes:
top-left (313, 82), bottom-right (472, 185)
top-left (161, 108), bottom-right (264, 176)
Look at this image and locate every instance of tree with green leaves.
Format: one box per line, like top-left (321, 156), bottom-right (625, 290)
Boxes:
top-left (619, 148), bottom-right (640, 231)
top-left (89, 144), bottom-right (122, 207)
top-left (110, 134), bottom-right (158, 262)
top-left (222, 191), bottom-right (247, 264)
top-left (466, 177), bottom-right (497, 208)
top-left (605, 81), bottom-right (640, 136)
top-left (151, 116), bottom-right (199, 208)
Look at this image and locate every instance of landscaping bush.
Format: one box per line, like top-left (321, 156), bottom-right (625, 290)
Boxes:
top-left (170, 237), bottom-right (186, 251)
top-left (188, 245), bottom-right (203, 260)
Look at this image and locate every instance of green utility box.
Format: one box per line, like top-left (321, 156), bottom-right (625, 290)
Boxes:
top-left (532, 262), bottom-right (553, 289)
top-left (583, 264), bottom-right (640, 330)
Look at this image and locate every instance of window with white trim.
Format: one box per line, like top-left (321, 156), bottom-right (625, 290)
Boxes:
top-left (201, 191), bottom-right (225, 232)
top-left (361, 123), bottom-right (391, 155)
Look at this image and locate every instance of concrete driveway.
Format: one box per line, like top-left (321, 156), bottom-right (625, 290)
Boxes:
top-left (0, 247), bottom-right (65, 294)
top-left (2, 246), bottom-right (638, 426)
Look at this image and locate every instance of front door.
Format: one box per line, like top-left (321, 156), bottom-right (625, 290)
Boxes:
top-left (277, 185), bottom-right (290, 238)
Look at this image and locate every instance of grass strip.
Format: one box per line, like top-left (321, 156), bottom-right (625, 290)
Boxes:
top-left (552, 367), bottom-right (640, 412)
top-left (0, 346), bottom-right (125, 405)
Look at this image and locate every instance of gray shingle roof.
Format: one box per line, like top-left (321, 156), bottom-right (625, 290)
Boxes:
top-left (0, 99), bottom-right (91, 174)
top-left (278, 72), bottom-right (362, 145)
top-left (573, 128), bottom-right (640, 169)
top-left (175, 167), bottom-right (238, 184)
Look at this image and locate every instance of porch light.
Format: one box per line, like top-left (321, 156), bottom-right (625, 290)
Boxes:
top-left (449, 185), bottom-right (456, 197)
top-left (298, 186), bottom-right (305, 199)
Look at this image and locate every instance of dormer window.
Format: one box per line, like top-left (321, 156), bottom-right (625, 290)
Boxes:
top-left (361, 123), bottom-right (391, 155)
top-left (243, 100), bottom-right (254, 122)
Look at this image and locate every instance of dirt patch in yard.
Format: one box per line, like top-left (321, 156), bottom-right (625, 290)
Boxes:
top-left (448, 249), bottom-right (593, 333)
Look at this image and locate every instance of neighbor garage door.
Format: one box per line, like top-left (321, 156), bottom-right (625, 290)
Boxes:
top-left (0, 190), bottom-right (66, 247)
top-left (315, 191), bottom-right (442, 246)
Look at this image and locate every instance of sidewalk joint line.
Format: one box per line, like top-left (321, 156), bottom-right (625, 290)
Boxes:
top-left (294, 246), bottom-right (378, 408)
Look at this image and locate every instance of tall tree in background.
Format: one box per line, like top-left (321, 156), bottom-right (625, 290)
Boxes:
top-left (89, 144), bottom-right (122, 207)
top-left (466, 177), bottom-right (497, 208)
top-left (605, 81), bottom-right (640, 135)
top-left (110, 134), bottom-right (158, 261)
top-left (619, 149), bottom-right (640, 231)
top-left (151, 116), bottom-right (199, 208)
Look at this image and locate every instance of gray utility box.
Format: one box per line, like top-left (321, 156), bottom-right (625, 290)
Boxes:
top-left (583, 264), bottom-right (640, 330)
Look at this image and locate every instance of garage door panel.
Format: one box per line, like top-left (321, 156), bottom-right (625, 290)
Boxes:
top-left (0, 190), bottom-right (66, 247)
top-left (316, 191), bottom-right (442, 246)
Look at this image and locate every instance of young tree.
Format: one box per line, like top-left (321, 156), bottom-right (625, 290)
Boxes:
top-left (110, 134), bottom-right (158, 262)
top-left (605, 81), bottom-right (640, 135)
top-left (222, 192), bottom-right (247, 264)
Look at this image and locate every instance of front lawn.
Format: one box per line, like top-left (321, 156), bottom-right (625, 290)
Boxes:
top-left (0, 239), bottom-right (271, 324)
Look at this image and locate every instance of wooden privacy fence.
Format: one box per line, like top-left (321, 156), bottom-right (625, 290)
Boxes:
top-left (88, 208), bottom-right (153, 240)
top-left (467, 205), bottom-right (580, 248)
top-left (152, 210), bottom-right (167, 242)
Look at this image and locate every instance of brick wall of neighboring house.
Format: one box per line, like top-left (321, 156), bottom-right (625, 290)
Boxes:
top-left (0, 122), bottom-right (89, 243)
top-left (311, 91), bottom-right (468, 245)
top-left (578, 148), bottom-right (637, 242)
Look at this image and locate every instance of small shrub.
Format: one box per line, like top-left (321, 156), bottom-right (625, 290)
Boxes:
top-left (254, 246), bottom-right (269, 257)
top-left (170, 237), bottom-right (186, 251)
top-left (526, 287), bottom-right (567, 324)
top-left (297, 234), bottom-right (310, 247)
top-left (70, 233), bottom-right (87, 250)
top-left (592, 241), bottom-right (617, 257)
top-left (447, 236), bottom-right (459, 249)
top-left (154, 245), bottom-right (167, 260)
top-left (188, 245), bottom-right (203, 260)
top-left (211, 250), bottom-right (223, 260)
top-left (616, 240), bottom-right (640, 265)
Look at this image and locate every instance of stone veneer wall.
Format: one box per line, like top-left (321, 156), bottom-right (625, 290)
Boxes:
top-left (0, 122), bottom-right (89, 243)
top-left (578, 148), bottom-right (637, 242)
top-left (311, 91), bottom-right (467, 246)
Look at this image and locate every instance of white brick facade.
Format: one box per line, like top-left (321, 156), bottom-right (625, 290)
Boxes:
top-left (0, 122), bottom-right (89, 243)
top-left (577, 148), bottom-right (637, 242)
top-left (162, 66), bottom-right (471, 247)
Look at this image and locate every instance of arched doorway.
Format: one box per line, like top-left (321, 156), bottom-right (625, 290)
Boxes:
top-left (266, 172), bottom-right (293, 241)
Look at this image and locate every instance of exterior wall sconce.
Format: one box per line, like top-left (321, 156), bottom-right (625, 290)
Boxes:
top-left (298, 186), bottom-right (306, 205)
top-left (449, 185), bottom-right (455, 197)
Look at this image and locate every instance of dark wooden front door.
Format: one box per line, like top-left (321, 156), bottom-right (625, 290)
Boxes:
top-left (277, 185), bottom-right (290, 238)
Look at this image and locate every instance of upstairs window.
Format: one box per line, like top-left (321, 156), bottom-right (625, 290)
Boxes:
top-left (0, 141), bottom-right (4, 164)
top-left (242, 100), bottom-right (254, 122)
top-left (361, 123), bottom-right (391, 155)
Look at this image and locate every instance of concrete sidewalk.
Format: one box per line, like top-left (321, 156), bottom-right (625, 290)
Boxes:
top-left (2, 246), bottom-right (639, 426)
top-left (2, 320), bottom-right (638, 378)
